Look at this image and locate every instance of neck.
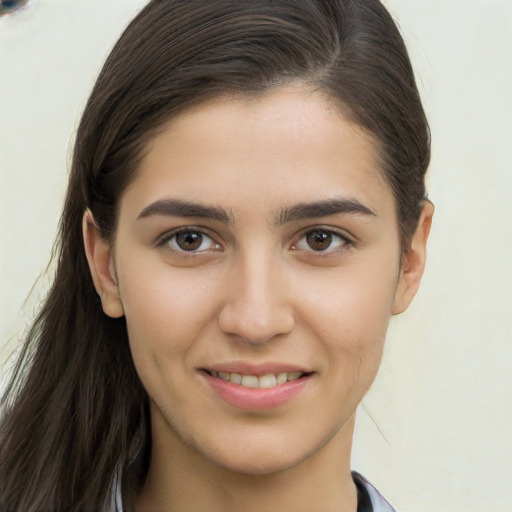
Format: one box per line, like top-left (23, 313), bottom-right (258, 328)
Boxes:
top-left (134, 412), bottom-right (358, 512)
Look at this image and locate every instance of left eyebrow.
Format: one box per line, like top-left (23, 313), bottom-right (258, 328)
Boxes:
top-left (276, 197), bottom-right (376, 225)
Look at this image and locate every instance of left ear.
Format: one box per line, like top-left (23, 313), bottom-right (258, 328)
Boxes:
top-left (392, 200), bottom-right (434, 315)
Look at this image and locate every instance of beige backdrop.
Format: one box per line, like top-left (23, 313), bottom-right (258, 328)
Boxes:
top-left (1, 1), bottom-right (511, 510)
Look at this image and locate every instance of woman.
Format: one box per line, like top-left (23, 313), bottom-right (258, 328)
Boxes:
top-left (0, 0), bottom-right (433, 510)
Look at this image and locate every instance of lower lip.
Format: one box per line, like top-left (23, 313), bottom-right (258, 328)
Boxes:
top-left (203, 372), bottom-right (312, 411)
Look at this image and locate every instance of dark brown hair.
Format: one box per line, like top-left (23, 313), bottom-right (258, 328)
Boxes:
top-left (0, 1), bottom-right (430, 510)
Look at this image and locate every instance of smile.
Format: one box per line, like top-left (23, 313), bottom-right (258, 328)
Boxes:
top-left (202, 369), bottom-right (313, 410)
top-left (207, 370), bottom-right (305, 389)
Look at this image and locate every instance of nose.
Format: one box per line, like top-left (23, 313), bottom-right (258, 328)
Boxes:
top-left (217, 251), bottom-right (295, 345)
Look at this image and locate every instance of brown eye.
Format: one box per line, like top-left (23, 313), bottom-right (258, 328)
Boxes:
top-left (306, 230), bottom-right (333, 251)
top-left (292, 229), bottom-right (350, 254)
top-left (175, 231), bottom-right (203, 251)
top-left (163, 229), bottom-right (220, 254)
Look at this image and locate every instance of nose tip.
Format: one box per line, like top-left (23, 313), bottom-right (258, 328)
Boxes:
top-left (217, 264), bottom-right (295, 345)
top-left (218, 303), bottom-right (295, 345)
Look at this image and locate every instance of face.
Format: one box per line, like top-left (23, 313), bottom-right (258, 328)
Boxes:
top-left (92, 87), bottom-right (416, 475)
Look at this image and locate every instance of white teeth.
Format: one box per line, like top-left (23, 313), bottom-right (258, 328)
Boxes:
top-left (241, 375), bottom-right (259, 388)
top-left (277, 372), bottom-right (287, 385)
top-left (230, 372), bottom-right (242, 384)
top-left (259, 374), bottom-right (277, 389)
top-left (209, 370), bottom-right (305, 389)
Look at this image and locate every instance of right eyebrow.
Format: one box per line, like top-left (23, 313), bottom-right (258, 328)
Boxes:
top-left (136, 198), bottom-right (233, 225)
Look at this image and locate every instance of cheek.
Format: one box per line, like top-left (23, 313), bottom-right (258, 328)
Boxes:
top-left (303, 261), bottom-right (397, 335)
top-left (296, 256), bottom-right (399, 374)
top-left (117, 260), bottom-right (222, 371)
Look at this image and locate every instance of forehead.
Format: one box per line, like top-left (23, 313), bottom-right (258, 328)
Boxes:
top-left (120, 86), bottom-right (394, 223)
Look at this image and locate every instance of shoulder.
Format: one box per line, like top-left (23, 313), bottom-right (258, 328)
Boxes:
top-left (352, 471), bottom-right (398, 512)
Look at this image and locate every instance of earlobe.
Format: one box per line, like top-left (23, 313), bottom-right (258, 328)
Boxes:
top-left (392, 200), bottom-right (434, 315)
top-left (82, 210), bottom-right (124, 318)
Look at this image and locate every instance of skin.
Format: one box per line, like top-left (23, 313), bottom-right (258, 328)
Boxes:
top-left (84, 86), bottom-right (433, 512)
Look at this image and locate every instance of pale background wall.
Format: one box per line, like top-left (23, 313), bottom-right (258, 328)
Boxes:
top-left (1, 1), bottom-right (511, 511)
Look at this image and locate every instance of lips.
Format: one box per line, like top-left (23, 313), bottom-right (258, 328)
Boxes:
top-left (201, 364), bottom-right (313, 410)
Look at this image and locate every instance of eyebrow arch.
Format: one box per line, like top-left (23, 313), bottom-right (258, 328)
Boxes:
top-left (276, 198), bottom-right (376, 225)
top-left (137, 198), bottom-right (233, 224)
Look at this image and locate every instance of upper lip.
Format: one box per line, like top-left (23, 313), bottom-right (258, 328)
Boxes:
top-left (202, 362), bottom-right (311, 376)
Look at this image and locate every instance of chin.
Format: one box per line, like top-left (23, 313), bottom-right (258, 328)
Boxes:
top-left (194, 427), bottom-right (333, 477)
top-left (207, 448), bottom-right (307, 476)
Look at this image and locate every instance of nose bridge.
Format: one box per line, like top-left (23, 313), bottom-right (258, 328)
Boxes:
top-left (218, 245), bottom-right (294, 344)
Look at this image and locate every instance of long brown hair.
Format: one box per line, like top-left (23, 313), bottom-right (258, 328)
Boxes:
top-left (0, 1), bottom-right (430, 510)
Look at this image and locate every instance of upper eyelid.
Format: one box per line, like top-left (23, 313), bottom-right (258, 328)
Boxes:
top-left (294, 225), bottom-right (355, 243)
top-left (156, 226), bottom-right (216, 243)
top-left (155, 228), bottom-right (222, 253)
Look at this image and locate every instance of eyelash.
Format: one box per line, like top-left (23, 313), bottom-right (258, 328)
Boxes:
top-left (156, 226), bottom-right (354, 257)
top-left (291, 227), bottom-right (354, 255)
top-left (157, 228), bottom-right (221, 256)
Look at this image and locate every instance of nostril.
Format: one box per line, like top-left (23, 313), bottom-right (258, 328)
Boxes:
top-left (0, 0), bottom-right (29, 16)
